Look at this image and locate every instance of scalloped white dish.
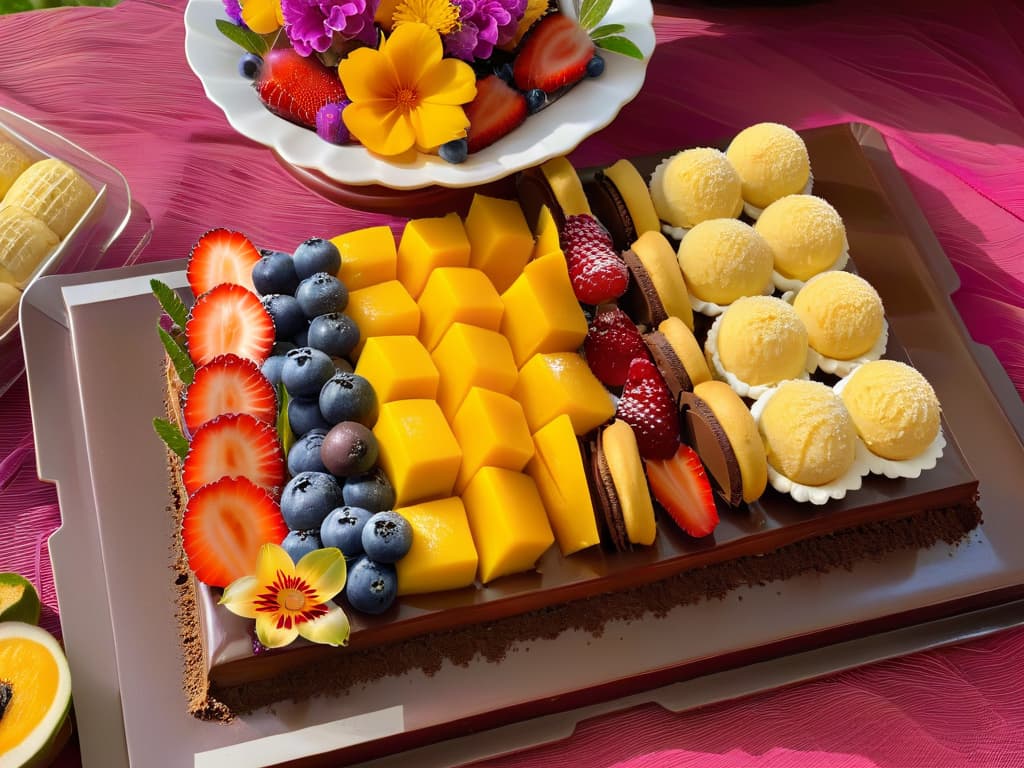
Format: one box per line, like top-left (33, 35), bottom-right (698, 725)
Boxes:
top-left (183, 0), bottom-right (655, 190)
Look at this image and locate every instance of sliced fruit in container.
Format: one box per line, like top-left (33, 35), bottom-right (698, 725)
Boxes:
top-left (583, 305), bottom-right (649, 388)
top-left (560, 214), bottom-right (628, 305)
top-left (0, 622), bottom-right (73, 768)
top-left (513, 13), bottom-right (595, 93)
top-left (186, 282), bottom-right (275, 367)
top-left (615, 356), bottom-right (680, 460)
top-left (183, 353), bottom-right (278, 435)
top-left (182, 412), bottom-right (285, 497)
top-left (186, 228), bottom-right (261, 297)
top-left (0, 574), bottom-right (40, 625)
top-left (645, 443), bottom-right (719, 538)
top-left (464, 75), bottom-right (528, 154)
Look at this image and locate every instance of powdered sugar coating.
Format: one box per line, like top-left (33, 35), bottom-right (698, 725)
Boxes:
top-left (649, 148), bottom-right (743, 230)
top-left (727, 123), bottom-right (812, 210)
top-left (793, 270), bottom-right (885, 360)
top-left (712, 295), bottom-right (812, 390)
top-left (756, 194), bottom-right (847, 282)
top-left (678, 218), bottom-right (775, 306)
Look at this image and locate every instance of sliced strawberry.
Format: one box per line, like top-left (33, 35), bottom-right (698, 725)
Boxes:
top-left (182, 476), bottom-right (289, 587)
top-left (183, 354), bottom-right (278, 435)
top-left (187, 229), bottom-right (261, 297)
top-left (615, 356), bottom-right (679, 460)
top-left (255, 48), bottom-right (347, 129)
top-left (465, 75), bottom-right (528, 154)
top-left (561, 214), bottom-right (628, 305)
top-left (584, 305), bottom-right (649, 388)
top-left (645, 444), bottom-right (719, 538)
top-left (186, 283), bottom-right (275, 367)
top-left (513, 13), bottom-right (595, 93)
top-left (183, 412), bottom-right (285, 498)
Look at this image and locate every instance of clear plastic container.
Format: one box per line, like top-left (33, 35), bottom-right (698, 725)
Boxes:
top-left (1, 105), bottom-right (152, 397)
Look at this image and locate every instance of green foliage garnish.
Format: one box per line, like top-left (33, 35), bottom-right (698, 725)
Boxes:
top-left (215, 18), bottom-right (270, 56)
top-left (277, 383), bottom-right (295, 456)
top-left (595, 35), bottom-right (644, 60)
top-left (578, 0), bottom-right (612, 31)
top-left (572, 0), bottom-right (645, 60)
top-left (150, 279), bottom-right (189, 330)
top-left (153, 418), bottom-right (189, 460)
top-left (589, 23), bottom-right (624, 40)
top-left (159, 324), bottom-right (195, 386)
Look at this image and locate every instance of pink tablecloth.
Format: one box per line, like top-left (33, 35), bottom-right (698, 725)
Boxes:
top-left (2, 0), bottom-right (1023, 765)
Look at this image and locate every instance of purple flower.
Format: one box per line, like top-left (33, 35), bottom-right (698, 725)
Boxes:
top-left (443, 0), bottom-right (526, 61)
top-left (222, 0), bottom-right (245, 26)
top-left (281, 0), bottom-right (381, 57)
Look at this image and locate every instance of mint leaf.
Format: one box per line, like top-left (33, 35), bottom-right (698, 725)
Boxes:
top-left (277, 383), bottom-right (294, 456)
top-left (579, 0), bottom-right (612, 31)
top-left (153, 418), bottom-right (189, 460)
top-left (215, 18), bottom-right (270, 56)
top-left (589, 23), bottom-right (625, 40)
top-left (159, 324), bottom-right (195, 386)
top-left (595, 36), bottom-right (645, 60)
top-left (150, 279), bottom-right (189, 330)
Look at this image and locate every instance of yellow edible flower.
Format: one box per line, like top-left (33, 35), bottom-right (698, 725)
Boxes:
top-left (392, 0), bottom-right (461, 35)
top-left (240, 0), bottom-right (284, 34)
top-left (219, 543), bottom-right (350, 649)
top-left (338, 23), bottom-right (477, 157)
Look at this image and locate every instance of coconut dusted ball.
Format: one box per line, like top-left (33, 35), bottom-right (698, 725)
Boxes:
top-left (793, 271), bottom-right (884, 359)
top-left (840, 360), bottom-right (940, 460)
top-left (755, 194), bottom-right (846, 282)
top-left (726, 123), bottom-right (811, 210)
top-left (758, 380), bottom-right (858, 486)
top-left (649, 148), bottom-right (743, 230)
top-left (677, 218), bottom-right (774, 305)
top-left (715, 295), bottom-right (809, 386)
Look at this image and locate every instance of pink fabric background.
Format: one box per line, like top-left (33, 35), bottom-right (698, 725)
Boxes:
top-left (1, 0), bottom-right (1023, 765)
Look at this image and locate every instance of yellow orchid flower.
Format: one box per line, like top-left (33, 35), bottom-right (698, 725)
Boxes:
top-left (338, 23), bottom-right (477, 157)
top-left (241, 0), bottom-right (284, 35)
top-left (219, 543), bottom-right (350, 649)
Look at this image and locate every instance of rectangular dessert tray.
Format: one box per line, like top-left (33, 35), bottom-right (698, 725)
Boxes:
top-left (23, 123), bottom-right (1024, 768)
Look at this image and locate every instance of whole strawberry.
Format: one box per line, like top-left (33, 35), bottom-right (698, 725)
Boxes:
top-left (255, 49), bottom-right (347, 130)
top-left (615, 357), bottom-right (680, 460)
top-left (584, 306), bottom-right (650, 388)
top-left (561, 214), bottom-right (628, 305)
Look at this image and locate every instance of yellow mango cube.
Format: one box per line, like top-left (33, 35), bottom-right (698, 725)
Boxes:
top-left (514, 352), bottom-right (615, 434)
top-left (354, 336), bottom-right (438, 403)
top-left (431, 323), bottom-right (518, 419)
top-left (532, 204), bottom-right (561, 261)
top-left (331, 226), bottom-right (397, 291)
top-left (373, 399), bottom-right (462, 506)
top-left (464, 195), bottom-right (535, 294)
top-left (462, 467), bottom-right (554, 583)
top-left (526, 414), bottom-right (600, 555)
top-left (452, 387), bottom-right (534, 493)
top-left (396, 213), bottom-right (471, 299)
top-left (345, 280), bottom-right (420, 359)
top-left (395, 497), bottom-right (478, 595)
top-left (417, 267), bottom-right (504, 351)
top-left (501, 253), bottom-right (589, 367)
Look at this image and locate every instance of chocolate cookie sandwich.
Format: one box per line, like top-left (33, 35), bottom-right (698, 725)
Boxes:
top-left (586, 419), bottom-right (657, 551)
top-left (642, 316), bottom-right (711, 405)
top-left (584, 159), bottom-right (661, 252)
top-left (621, 230), bottom-right (694, 331)
top-left (516, 156), bottom-right (593, 232)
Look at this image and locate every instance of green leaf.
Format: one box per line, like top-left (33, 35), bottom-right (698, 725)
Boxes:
top-left (159, 324), bottom-right (195, 386)
top-left (215, 18), bottom-right (270, 56)
top-left (579, 0), bottom-right (612, 31)
top-left (595, 35), bottom-right (645, 60)
top-left (277, 383), bottom-right (294, 456)
top-left (589, 23), bottom-right (625, 40)
top-left (150, 279), bottom-right (189, 330)
top-left (153, 418), bottom-right (189, 460)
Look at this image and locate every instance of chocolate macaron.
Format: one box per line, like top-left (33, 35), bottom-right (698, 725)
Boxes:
top-left (678, 380), bottom-right (768, 507)
top-left (587, 420), bottom-right (657, 551)
top-left (585, 159), bottom-right (662, 252)
top-left (621, 230), bottom-right (694, 331)
top-left (642, 316), bottom-right (712, 405)
top-left (517, 156), bottom-right (592, 232)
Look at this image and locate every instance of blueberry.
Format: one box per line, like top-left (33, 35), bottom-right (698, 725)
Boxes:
top-left (238, 52), bottom-right (263, 79)
top-left (331, 356), bottom-right (354, 374)
top-left (261, 294), bottom-right (307, 342)
top-left (279, 471), bottom-right (345, 530)
top-left (281, 347), bottom-right (334, 398)
top-left (586, 55), bottom-right (605, 78)
top-left (293, 238), bottom-right (341, 280)
top-left (343, 468), bottom-right (396, 512)
top-left (321, 421), bottom-right (378, 477)
top-left (316, 101), bottom-right (351, 145)
top-left (273, 341), bottom-right (297, 356)
top-left (525, 89), bottom-right (546, 114)
top-left (252, 249), bottom-right (299, 295)
top-left (280, 529), bottom-right (322, 563)
top-left (439, 138), bottom-right (468, 164)
top-left (361, 511), bottom-right (412, 564)
top-left (344, 557), bottom-right (398, 615)
top-left (261, 354), bottom-right (286, 386)
top-left (319, 505), bottom-right (373, 558)
top-left (294, 327), bottom-right (309, 347)
top-left (493, 61), bottom-right (514, 84)
top-left (296, 272), bottom-right (348, 318)
top-left (288, 397), bottom-right (330, 436)
top-left (307, 312), bottom-right (360, 358)
top-left (287, 428), bottom-right (329, 475)
top-left (318, 371), bottom-right (377, 426)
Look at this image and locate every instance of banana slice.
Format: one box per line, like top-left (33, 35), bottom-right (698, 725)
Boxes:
top-left (0, 142), bottom-right (33, 199)
top-left (0, 282), bottom-right (19, 331)
top-left (3, 158), bottom-right (96, 239)
top-left (0, 205), bottom-right (60, 287)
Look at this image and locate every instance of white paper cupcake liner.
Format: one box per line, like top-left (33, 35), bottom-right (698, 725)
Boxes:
top-left (772, 244), bottom-right (850, 294)
top-left (661, 222), bottom-right (690, 242)
top-left (743, 173), bottom-right (814, 220)
top-left (805, 320), bottom-right (889, 378)
top-left (750, 385), bottom-right (871, 505)
top-left (833, 372), bottom-right (947, 478)
top-left (705, 312), bottom-right (815, 399)
top-left (689, 280), bottom-right (775, 318)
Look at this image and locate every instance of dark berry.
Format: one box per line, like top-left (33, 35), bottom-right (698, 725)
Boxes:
top-left (296, 273), bottom-right (348, 318)
top-left (238, 52), bottom-right (263, 79)
top-left (586, 55), bottom-right (605, 78)
top-left (288, 397), bottom-right (330, 436)
top-left (261, 293), bottom-right (306, 341)
top-left (307, 312), bottom-right (360, 358)
top-left (281, 529), bottom-right (323, 562)
top-left (439, 138), bottom-right (468, 164)
top-left (293, 238), bottom-right (341, 280)
top-left (320, 421), bottom-right (378, 477)
top-left (318, 371), bottom-right (377, 426)
top-left (319, 505), bottom-right (373, 558)
top-left (525, 89), bottom-right (547, 114)
top-left (281, 347), bottom-right (334, 398)
top-left (252, 249), bottom-right (299, 295)
top-left (343, 468), bottom-right (396, 512)
top-left (344, 557), bottom-right (397, 615)
top-left (316, 101), bottom-right (351, 145)
top-left (287, 428), bottom-right (329, 475)
top-left (279, 471), bottom-right (344, 530)
top-left (361, 511), bottom-right (412, 563)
